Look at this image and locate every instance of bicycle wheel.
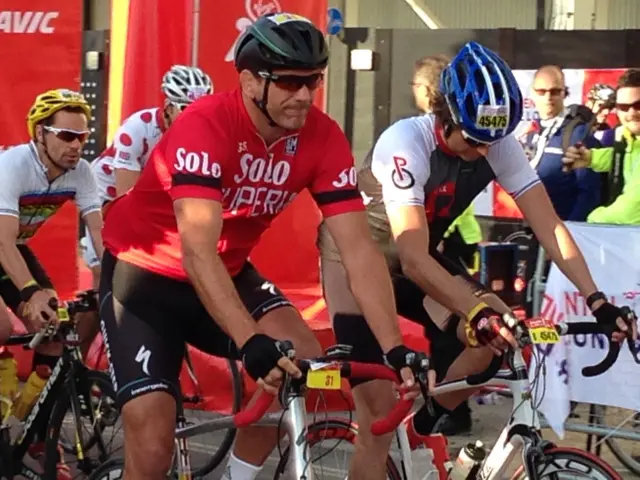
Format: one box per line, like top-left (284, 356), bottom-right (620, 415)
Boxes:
top-left (592, 404), bottom-right (640, 476)
top-left (512, 446), bottom-right (622, 479)
top-left (174, 357), bottom-right (243, 478)
top-left (86, 457), bottom-right (124, 479)
top-left (44, 369), bottom-right (121, 478)
top-left (272, 418), bottom-right (402, 480)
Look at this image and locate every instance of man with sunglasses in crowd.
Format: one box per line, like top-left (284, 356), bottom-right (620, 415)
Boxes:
top-left (0, 88), bottom-right (102, 477)
top-left (318, 42), bottom-right (637, 479)
top-left (81, 65), bottom-right (213, 287)
top-left (564, 68), bottom-right (640, 225)
top-left (98, 13), bottom-right (428, 480)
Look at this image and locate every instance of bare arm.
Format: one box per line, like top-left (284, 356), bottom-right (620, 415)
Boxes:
top-left (174, 197), bottom-right (257, 348)
top-left (387, 204), bottom-right (480, 319)
top-left (115, 168), bottom-right (141, 197)
top-left (325, 211), bottom-right (403, 352)
top-left (0, 216), bottom-right (40, 289)
top-left (516, 184), bottom-right (598, 297)
top-left (83, 210), bottom-right (104, 260)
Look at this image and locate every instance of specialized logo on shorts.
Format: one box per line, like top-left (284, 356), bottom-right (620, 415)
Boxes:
top-left (135, 345), bottom-right (152, 376)
top-left (391, 156), bottom-right (415, 189)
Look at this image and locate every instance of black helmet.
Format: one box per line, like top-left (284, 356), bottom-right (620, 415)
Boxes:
top-left (234, 13), bottom-right (329, 72)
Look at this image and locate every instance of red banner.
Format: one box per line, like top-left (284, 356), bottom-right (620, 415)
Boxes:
top-left (0, 1), bottom-right (83, 299)
top-left (119, 0), bottom-right (194, 121)
top-left (197, 1), bottom-right (328, 285)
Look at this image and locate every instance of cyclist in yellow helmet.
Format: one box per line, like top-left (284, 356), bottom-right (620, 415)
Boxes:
top-left (0, 88), bottom-right (103, 477)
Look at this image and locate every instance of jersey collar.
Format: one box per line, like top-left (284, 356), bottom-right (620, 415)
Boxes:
top-left (434, 123), bottom-right (456, 156)
top-left (28, 141), bottom-right (49, 174)
top-left (236, 88), bottom-right (302, 147)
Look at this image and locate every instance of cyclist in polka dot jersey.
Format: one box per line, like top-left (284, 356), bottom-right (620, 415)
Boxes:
top-left (81, 65), bottom-right (213, 284)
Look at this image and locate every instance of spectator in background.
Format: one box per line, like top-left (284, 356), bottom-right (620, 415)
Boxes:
top-left (411, 54), bottom-right (480, 436)
top-left (563, 69), bottom-right (640, 225)
top-left (530, 65), bottom-right (601, 221)
top-left (585, 83), bottom-right (617, 146)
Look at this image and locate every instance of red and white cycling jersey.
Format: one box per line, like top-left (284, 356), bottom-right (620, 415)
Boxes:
top-left (103, 89), bottom-right (364, 280)
top-left (92, 108), bottom-right (165, 203)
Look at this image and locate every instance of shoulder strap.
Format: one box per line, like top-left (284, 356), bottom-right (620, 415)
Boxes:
top-left (606, 129), bottom-right (627, 205)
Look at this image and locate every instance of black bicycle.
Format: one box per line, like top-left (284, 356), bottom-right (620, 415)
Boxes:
top-left (0, 289), bottom-right (119, 479)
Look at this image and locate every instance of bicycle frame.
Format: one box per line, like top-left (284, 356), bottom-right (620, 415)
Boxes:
top-left (177, 380), bottom-right (315, 479)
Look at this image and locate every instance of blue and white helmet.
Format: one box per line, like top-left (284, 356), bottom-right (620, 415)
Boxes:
top-left (440, 41), bottom-right (522, 144)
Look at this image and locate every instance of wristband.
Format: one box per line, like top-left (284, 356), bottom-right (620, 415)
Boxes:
top-left (586, 291), bottom-right (607, 311)
top-left (466, 302), bottom-right (489, 321)
top-left (19, 282), bottom-right (42, 303)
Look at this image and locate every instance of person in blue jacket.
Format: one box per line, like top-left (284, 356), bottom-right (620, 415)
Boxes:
top-left (530, 65), bottom-right (601, 221)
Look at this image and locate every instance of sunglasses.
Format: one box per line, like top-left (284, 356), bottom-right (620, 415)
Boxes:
top-left (615, 100), bottom-right (640, 112)
top-left (461, 129), bottom-right (493, 148)
top-left (258, 71), bottom-right (324, 92)
top-left (43, 126), bottom-right (90, 143)
top-left (533, 88), bottom-right (565, 97)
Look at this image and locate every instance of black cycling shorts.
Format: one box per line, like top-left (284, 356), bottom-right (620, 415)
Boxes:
top-left (99, 250), bottom-right (293, 407)
top-left (0, 244), bottom-right (54, 313)
top-left (333, 250), bottom-right (486, 384)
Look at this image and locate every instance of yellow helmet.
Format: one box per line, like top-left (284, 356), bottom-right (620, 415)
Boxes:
top-left (27, 89), bottom-right (92, 138)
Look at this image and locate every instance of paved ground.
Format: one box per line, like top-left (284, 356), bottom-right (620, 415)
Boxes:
top-left (55, 396), bottom-right (639, 479)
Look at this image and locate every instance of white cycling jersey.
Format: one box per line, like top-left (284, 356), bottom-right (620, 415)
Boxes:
top-left (370, 114), bottom-right (541, 208)
top-left (0, 142), bottom-right (101, 244)
top-left (92, 108), bottom-right (165, 204)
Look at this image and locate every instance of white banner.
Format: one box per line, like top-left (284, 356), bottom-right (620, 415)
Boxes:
top-left (533, 222), bottom-right (640, 437)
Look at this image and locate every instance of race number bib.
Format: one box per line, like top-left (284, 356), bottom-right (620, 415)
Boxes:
top-left (476, 105), bottom-right (508, 129)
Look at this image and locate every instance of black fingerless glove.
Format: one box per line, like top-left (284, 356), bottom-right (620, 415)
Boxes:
top-left (593, 302), bottom-right (625, 328)
top-left (384, 345), bottom-right (430, 379)
top-left (240, 334), bottom-right (292, 381)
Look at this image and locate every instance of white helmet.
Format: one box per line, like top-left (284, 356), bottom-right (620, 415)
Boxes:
top-left (161, 65), bottom-right (213, 106)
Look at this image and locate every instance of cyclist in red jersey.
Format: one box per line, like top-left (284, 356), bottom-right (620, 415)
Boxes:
top-left (99, 13), bottom-right (431, 480)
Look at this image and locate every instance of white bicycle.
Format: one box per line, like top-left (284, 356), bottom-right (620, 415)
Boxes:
top-left (88, 316), bottom-right (634, 479)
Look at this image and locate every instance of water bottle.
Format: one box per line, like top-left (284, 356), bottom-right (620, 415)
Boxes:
top-left (448, 440), bottom-right (486, 480)
top-left (13, 365), bottom-right (51, 420)
top-left (0, 349), bottom-right (18, 418)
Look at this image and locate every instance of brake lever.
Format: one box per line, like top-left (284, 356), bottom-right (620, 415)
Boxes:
top-left (620, 307), bottom-right (640, 364)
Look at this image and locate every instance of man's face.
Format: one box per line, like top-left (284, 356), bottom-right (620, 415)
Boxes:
top-left (615, 86), bottom-right (640, 135)
top-left (38, 110), bottom-right (89, 169)
top-left (252, 68), bottom-right (324, 130)
top-left (532, 71), bottom-right (566, 120)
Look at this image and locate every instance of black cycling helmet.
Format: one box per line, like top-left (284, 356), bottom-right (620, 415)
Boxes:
top-left (234, 13), bottom-right (328, 129)
top-left (234, 13), bottom-right (329, 73)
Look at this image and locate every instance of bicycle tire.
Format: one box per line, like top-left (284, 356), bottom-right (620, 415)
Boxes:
top-left (44, 369), bottom-right (117, 478)
top-left (512, 446), bottom-right (622, 479)
top-left (272, 418), bottom-right (402, 480)
top-left (175, 357), bottom-right (243, 478)
top-left (592, 404), bottom-right (640, 476)
top-left (86, 457), bottom-right (125, 479)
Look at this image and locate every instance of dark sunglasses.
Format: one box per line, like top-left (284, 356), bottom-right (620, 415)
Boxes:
top-left (258, 71), bottom-right (324, 92)
top-left (460, 129), bottom-right (493, 148)
top-left (533, 88), bottom-right (565, 97)
top-left (615, 100), bottom-right (640, 112)
top-left (43, 126), bottom-right (90, 143)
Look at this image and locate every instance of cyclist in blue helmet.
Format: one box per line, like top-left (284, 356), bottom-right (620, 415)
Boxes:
top-left (318, 41), bottom-right (636, 474)
top-left (441, 41), bottom-right (523, 144)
